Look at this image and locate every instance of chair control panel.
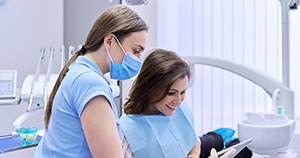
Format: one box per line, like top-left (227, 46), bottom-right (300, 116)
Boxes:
top-left (0, 70), bottom-right (17, 99)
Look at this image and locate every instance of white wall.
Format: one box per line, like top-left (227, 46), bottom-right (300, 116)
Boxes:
top-left (64, 0), bottom-right (120, 48)
top-left (0, 0), bottom-right (63, 157)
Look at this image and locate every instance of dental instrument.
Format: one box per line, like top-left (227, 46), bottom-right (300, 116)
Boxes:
top-left (68, 45), bottom-right (75, 60)
top-left (60, 45), bottom-right (65, 71)
top-left (43, 46), bottom-right (55, 110)
top-left (23, 47), bottom-right (46, 112)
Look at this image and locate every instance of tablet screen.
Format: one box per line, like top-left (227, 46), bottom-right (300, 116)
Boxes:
top-left (209, 138), bottom-right (253, 158)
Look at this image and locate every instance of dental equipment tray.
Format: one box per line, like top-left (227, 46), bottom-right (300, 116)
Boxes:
top-left (0, 134), bottom-right (42, 153)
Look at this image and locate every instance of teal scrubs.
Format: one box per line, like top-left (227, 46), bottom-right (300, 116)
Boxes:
top-left (119, 102), bottom-right (198, 158)
top-left (35, 56), bottom-right (121, 158)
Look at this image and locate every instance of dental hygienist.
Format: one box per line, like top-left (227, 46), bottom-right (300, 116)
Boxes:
top-left (34, 5), bottom-right (148, 158)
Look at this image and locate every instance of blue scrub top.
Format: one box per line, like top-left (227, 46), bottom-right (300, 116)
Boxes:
top-left (35, 56), bottom-right (121, 158)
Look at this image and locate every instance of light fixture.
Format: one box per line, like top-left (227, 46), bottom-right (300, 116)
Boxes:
top-left (124, 0), bottom-right (150, 6)
top-left (289, 0), bottom-right (300, 9)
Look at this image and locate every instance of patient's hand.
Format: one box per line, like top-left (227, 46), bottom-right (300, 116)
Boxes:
top-left (187, 152), bottom-right (199, 158)
top-left (187, 141), bottom-right (201, 158)
top-left (187, 155), bottom-right (198, 158)
top-left (210, 148), bottom-right (236, 158)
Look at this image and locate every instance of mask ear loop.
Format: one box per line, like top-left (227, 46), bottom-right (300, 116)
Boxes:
top-left (112, 34), bottom-right (141, 62)
top-left (113, 35), bottom-right (127, 55)
top-left (105, 46), bottom-right (113, 62)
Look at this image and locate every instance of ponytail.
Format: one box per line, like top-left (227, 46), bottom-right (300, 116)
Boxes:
top-left (44, 52), bottom-right (80, 129)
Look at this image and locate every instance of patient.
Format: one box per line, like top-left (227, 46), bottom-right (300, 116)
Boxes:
top-left (118, 49), bottom-right (235, 158)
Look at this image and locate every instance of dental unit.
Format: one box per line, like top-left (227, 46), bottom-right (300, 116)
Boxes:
top-left (184, 56), bottom-right (295, 119)
top-left (184, 0), bottom-right (299, 157)
top-left (183, 56), bottom-right (298, 157)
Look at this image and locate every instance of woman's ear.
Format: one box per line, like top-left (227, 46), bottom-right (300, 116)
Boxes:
top-left (104, 34), bottom-right (115, 50)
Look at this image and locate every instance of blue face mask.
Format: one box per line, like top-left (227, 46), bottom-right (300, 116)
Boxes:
top-left (107, 35), bottom-right (142, 80)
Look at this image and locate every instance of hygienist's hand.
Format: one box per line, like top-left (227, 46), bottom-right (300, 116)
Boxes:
top-left (210, 148), bottom-right (236, 158)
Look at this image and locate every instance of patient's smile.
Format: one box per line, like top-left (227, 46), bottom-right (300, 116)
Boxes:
top-left (166, 104), bottom-right (176, 110)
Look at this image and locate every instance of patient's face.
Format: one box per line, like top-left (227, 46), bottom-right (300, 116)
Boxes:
top-left (153, 75), bottom-right (188, 116)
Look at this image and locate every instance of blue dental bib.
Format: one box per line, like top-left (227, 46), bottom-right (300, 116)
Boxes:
top-left (118, 102), bottom-right (198, 158)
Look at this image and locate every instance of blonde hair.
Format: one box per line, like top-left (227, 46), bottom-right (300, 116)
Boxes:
top-left (44, 5), bottom-right (148, 129)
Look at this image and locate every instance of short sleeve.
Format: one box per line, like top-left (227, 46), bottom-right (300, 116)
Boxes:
top-left (70, 71), bottom-right (112, 116)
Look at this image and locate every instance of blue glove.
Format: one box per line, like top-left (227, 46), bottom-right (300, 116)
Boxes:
top-left (213, 128), bottom-right (236, 146)
top-left (224, 137), bottom-right (238, 146)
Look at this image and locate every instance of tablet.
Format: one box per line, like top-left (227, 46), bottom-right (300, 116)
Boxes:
top-left (208, 138), bottom-right (253, 158)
